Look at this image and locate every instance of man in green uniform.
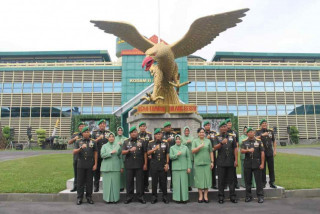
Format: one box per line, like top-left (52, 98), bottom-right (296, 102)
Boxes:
top-left (213, 120), bottom-right (238, 204)
top-left (255, 119), bottom-right (277, 188)
top-left (226, 118), bottom-right (240, 189)
top-left (122, 126), bottom-right (147, 204)
top-left (68, 122), bottom-right (86, 192)
top-left (241, 127), bottom-right (265, 203)
top-left (92, 119), bottom-right (110, 192)
top-left (73, 126), bottom-right (98, 205)
top-left (204, 120), bottom-right (218, 189)
top-left (138, 121), bottom-right (153, 192)
top-left (161, 122), bottom-right (175, 191)
top-left (148, 128), bottom-right (170, 204)
top-left (115, 126), bottom-right (128, 192)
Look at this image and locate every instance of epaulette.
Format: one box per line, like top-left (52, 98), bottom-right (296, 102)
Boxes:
top-left (172, 131), bottom-right (177, 134)
top-left (243, 137), bottom-right (248, 141)
top-left (163, 139), bottom-right (168, 142)
top-left (73, 132), bottom-right (79, 135)
top-left (149, 140), bottom-right (154, 143)
top-left (228, 133), bottom-right (236, 137)
top-left (216, 133), bottom-right (220, 136)
top-left (147, 131), bottom-right (152, 134)
top-left (268, 128), bottom-right (273, 131)
top-left (256, 138), bottom-right (261, 141)
top-left (256, 128), bottom-right (261, 131)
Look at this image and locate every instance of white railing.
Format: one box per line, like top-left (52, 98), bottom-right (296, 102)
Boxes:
top-left (0, 61), bottom-right (122, 68)
top-left (188, 61), bottom-right (320, 67)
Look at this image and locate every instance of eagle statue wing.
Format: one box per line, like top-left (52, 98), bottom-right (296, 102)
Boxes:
top-left (170, 8), bottom-right (249, 59)
top-left (90, 20), bottom-right (155, 53)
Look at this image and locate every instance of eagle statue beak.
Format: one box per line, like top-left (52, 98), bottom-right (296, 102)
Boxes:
top-left (142, 56), bottom-right (154, 71)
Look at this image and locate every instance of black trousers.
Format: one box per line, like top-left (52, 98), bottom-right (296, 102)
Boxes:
top-left (77, 167), bottom-right (93, 199)
top-left (73, 160), bottom-right (78, 188)
top-left (150, 168), bottom-right (167, 199)
top-left (244, 167), bottom-right (264, 198)
top-left (144, 160), bottom-right (150, 189)
top-left (126, 168), bottom-right (144, 199)
top-left (93, 158), bottom-right (102, 188)
top-left (262, 155), bottom-right (275, 184)
top-left (211, 151), bottom-right (217, 187)
top-left (169, 160), bottom-right (173, 188)
top-left (218, 166), bottom-right (236, 200)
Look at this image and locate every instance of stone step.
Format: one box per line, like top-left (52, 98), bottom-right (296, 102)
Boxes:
top-left (67, 174), bottom-right (271, 190)
top-left (59, 185), bottom-right (285, 202)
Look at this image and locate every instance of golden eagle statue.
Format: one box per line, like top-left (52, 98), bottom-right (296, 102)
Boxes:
top-left (91, 8), bottom-right (249, 104)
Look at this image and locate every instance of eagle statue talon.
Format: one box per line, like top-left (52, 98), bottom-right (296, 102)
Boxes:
top-left (141, 93), bottom-right (164, 102)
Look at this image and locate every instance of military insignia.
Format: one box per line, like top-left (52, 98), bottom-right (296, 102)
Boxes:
top-left (145, 136), bottom-right (150, 141)
top-left (228, 136), bottom-right (233, 141)
top-left (268, 132), bottom-right (272, 138)
top-left (254, 141), bottom-right (259, 147)
top-left (210, 133), bottom-right (215, 138)
top-left (161, 143), bottom-right (166, 148)
top-left (137, 142), bottom-right (142, 147)
top-left (96, 133), bottom-right (100, 137)
top-left (89, 141), bottom-right (94, 148)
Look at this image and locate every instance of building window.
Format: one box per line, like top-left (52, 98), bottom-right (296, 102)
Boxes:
top-left (257, 105), bottom-right (267, 115)
top-left (238, 105), bottom-right (247, 116)
top-left (0, 83), bottom-right (2, 93)
top-left (188, 82), bottom-right (196, 92)
top-left (1, 107), bottom-right (10, 117)
top-left (256, 82), bottom-right (265, 92)
top-left (62, 107), bottom-right (72, 117)
top-left (13, 83), bottom-right (22, 93)
top-left (82, 106), bottom-right (92, 114)
top-left (83, 82), bottom-right (92, 92)
top-left (41, 107), bottom-right (51, 117)
top-left (237, 82), bottom-right (245, 92)
top-left (248, 105), bottom-right (257, 115)
top-left (207, 81), bottom-right (216, 92)
top-left (43, 83), bottom-right (52, 93)
top-left (277, 105), bottom-right (286, 115)
top-left (21, 107), bottom-right (30, 117)
top-left (275, 82), bottom-right (284, 92)
top-left (31, 107), bottom-right (41, 117)
top-left (228, 105), bottom-right (237, 115)
top-left (218, 105), bottom-right (227, 113)
top-left (114, 82), bottom-right (122, 92)
top-left (10, 107), bottom-right (20, 117)
top-left (23, 83), bottom-right (33, 93)
top-left (72, 107), bottom-right (81, 115)
top-left (312, 81), bottom-right (320, 91)
top-left (286, 105), bottom-right (295, 115)
top-left (103, 106), bottom-right (113, 114)
top-left (302, 81), bottom-right (312, 92)
top-left (227, 82), bottom-right (236, 92)
top-left (33, 83), bottom-right (42, 93)
top-left (3, 83), bottom-right (12, 93)
top-left (104, 82), bottom-right (113, 92)
top-left (197, 82), bottom-right (206, 92)
top-left (246, 82), bottom-right (255, 92)
top-left (267, 105), bottom-right (277, 116)
top-left (63, 83), bottom-right (72, 93)
top-left (284, 82), bottom-right (293, 92)
top-left (208, 105), bottom-right (217, 113)
top-left (293, 82), bottom-right (302, 92)
top-left (51, 107), bottom-right (61, 117)
top-left (93, 106), bottom-right (102, 114)
top-left (217, 82), bottom-right (226, 92)
top-left (93, 82), bottom-right (103, 93)
top-left (53, 83), bottom-right (62, 93)
top-left (73, 82), bottom-right (82, 93)
top-left (198, 105), bottom-right (207, 113)
top-left (265, 82), bottom-right (274, 92)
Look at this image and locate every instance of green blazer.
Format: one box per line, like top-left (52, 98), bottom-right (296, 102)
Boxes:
top-left (192, 138), bottom-right (212, 166)
top-left (181, 135), bottom-right (194, 161)
top-left (100, 142), bottom-right (123, 172)
top-left (115, 135), bottom-right (128, 145)
top-left (169, 144), bottom-right (192, 171)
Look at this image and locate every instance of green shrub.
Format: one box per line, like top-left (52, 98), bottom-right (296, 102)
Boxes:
top-left (289, 126), bottom-right (299, 144)
top-left (35, 129), bottom-right (46, 146)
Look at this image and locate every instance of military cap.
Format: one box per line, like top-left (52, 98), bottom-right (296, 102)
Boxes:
top-left (203, 121), bottom-right (210, 126)
top-left (81, 126), bottom-right (90, 133)
top-left (260, 119), bottom-right (267, 125)
top-left (77, 122), bottom-right (86, 127)
top-left (219, 120), bottom-right (227, 128)
top-left (139, 122), bottom-right (146, 127)
top-left (163, 122), bottom-right (171, 128)
top-left (129, 126), bottom-right (137, 133)
top-left (246, 127), bottom-right (254, 133)
top-left (98, 119), bottom-right (106, 125)
top-left (154, 128), bottom-right (161, 135)
top-left (226, 118), bottom-right (231, 123)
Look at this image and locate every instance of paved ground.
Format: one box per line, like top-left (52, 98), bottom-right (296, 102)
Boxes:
top-left (278, 147), bottom-right (320, 157)
top-left (0, 197), bottom-right (319, 214)
top-left (0, 150), bottom-right (71, 162)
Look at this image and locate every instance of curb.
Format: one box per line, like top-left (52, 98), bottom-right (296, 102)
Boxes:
top-left (285, 189), bottom-right (320, 198)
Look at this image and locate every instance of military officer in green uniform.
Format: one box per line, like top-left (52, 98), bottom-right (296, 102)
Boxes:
top-left (226, 118), bottom-right (240, 189)
top-left (241, 127), bottom-right (265, 203)
top-left (68, 122), bottom-right (86, 192)
top-left (147, 128), bottom-right (170, 204)
top-left (138, 121), bottom-right (153, 192)
top-left (161, 122), bottom-right (176, 191)
top-left (203, 120), bottom-right (218, 189)
top-left (92, 119), bottom-right (110, 192)
top-left (170, 135), bottom-right (192, 203)
top-left (213, 120), bottom-right (238, 204)
top-left (122, 126), bottom-right (147, 204)
top-left (181, 126), bottom-right (194, 191)
top-left (255, 119), bottom-right (277, 188)
top-left (73, 126), bottom-right (98, 205)
top-left (100, 132), bottom-right (124, 203)
top-left (115, 126), bottom-right (128, 192)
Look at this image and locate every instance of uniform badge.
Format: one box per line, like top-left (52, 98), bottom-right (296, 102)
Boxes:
top-left (145, 136), bottom-right (150, 141)
top-left (137, 142), bottom-right (142, 147)
top-left (210, 133), bottom-right (215, 138)
top-left (268, 132), bottom-right (272, 138)
top-left (161, 143), bottom-right (166, 148)
top-left (254, 141), bottom-right (259, 147)
top-left (228, 136), bottom-right (233, 141)
top-left (218, 137), bottom-right (222, 141)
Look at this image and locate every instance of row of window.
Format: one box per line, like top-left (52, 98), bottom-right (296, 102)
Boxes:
top-left (189, 81), bottom-right (320, 92)
top-left (0, 82), bottom-right (122, 93)
top-left (197, 104), bottom-right (320, 116)
top-left (0, 106), bottom-right (119, 117)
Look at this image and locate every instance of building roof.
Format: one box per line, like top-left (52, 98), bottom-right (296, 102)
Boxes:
top-left (212, 51), bottom-right (320, 61)
top-left (0, 50), bottom-right (111, 61)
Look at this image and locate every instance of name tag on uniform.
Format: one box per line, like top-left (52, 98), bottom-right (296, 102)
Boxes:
top-left (218, 137), bottom-right (222, 141)
top-left (228, 136), bottom-right (233, 141)
top-left (161, 143), bottom-right (166, 148)
top-left (254, 141), bottom-right (259, 147)
top-left (145, 136), bottom-right (150, 141)
top-left (137, 142), bottom-right (142, 147)
top-left (210, 133), bottom-right (215, 138)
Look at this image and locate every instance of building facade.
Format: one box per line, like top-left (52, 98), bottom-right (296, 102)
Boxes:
top-left (0, 39), bottom-right (319, 142)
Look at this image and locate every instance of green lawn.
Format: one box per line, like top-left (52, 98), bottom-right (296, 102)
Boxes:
top-left (0, 152), bottom-right (319, 193)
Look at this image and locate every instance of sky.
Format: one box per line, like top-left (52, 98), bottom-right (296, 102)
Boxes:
top-left (0, 0), bottom-right (319, 61)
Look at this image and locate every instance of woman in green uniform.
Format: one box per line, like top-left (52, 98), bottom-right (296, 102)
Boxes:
top-left (115, 126), bottom-right (128, 191)
top-left (100, 132), bottom-right (124, 203)
top-left (192, 128), bottom-right (214, 203)
top-left (239, 126), bottom-right (256, 188)
top-left (181, 126), bottom-right (194, 191)
top-left (170, 135), bottom-right (192, 203)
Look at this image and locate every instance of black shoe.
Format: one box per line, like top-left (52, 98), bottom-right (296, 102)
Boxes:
top-left (188, 187), bottom-right (192, 191)
top-left (212, 185), bottom-right (218, 189)
top-left (120, 188), bottom-right (124, 192)
top-left (258, 198), bottom-right (264, 203)
top-left (76, 199), bottom-right (82, 205)
top-left (263, 183), bottom-right (266, 188)
top-left (138, 197), bottom-right (146, 204)
top-left (144, 187), bottom-right (149, 192)
top-left (124, 198), bottom-right (132, 204)
top-left (170, 188), bottom-right (173, 192)
top-left (163, 197), bottom-right (169, 204)
top-left (270, 183), bottom-right (277, 188)
top-left (181, 201), bottom-right (187, 204)
top-left (151, 198), bottom-right (157, 204)
top-left (87, 197), bottom-right (94, 204)
top-left (218, 199), bottom-right (224, 204)
top-left (231, 199), bottom-right (238, 203)
top-left (159, 189), bottom-right (163, 193)
top-left (235, 183), bottom-right (240, 189)
top-left (94, 186), bottom-right (99, 192)
top-left (198, 199), bottom-right (203, 203)
top-left (70, 186), bottom-right (77, 192)
top-left (204, 199), bottom-right (209, 203)
top-left (245, 197), bottom-right (252, 202)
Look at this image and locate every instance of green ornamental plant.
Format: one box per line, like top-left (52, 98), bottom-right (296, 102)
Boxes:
top-left (2, 126), bottom-right (11, 142)
top-left (289, 126), bottom-right (299, 144)
top-left (35, 129), bottom-right (46, 147)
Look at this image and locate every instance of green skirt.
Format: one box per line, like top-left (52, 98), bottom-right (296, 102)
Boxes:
top-left (172, 170), bottom-right (189, 202)
top-left (194, 164), bottom-right (212, 189)
top-left (120, 169), bottom-right (126, 189)
top-left (188, 162), bottom-right (194, 187)
top-left (102, 171), bottom-right (121, 202)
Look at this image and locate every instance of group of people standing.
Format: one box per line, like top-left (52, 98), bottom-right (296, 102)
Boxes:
top-left (69, 118), bottom-right (277, 205)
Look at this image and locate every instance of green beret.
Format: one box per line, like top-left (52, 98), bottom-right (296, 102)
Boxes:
top-left (203, 121), bottom-right (210, 126)
top-left (154, 128), bottom-right (161, 135)
top-left (129, 126), bottom-right (137, 133)
top-left (246, 127), bottom-right (254, 133)
top-left (163, 122), bottom-right (171, 128)
top-left (98, 119), bottom-right (106, 125)
top-left (139, 122), bottom-right (146, 127)
top-left (260, 119), bottom-right (267, 125)
top-left (226, 118), bottom-right (231, 123)
top-left (77, 122), bottom-right (86, 127)
top-left (81, 126), bottom-right (89, 133)
top-left (219, 120), bottom-right (227, 128)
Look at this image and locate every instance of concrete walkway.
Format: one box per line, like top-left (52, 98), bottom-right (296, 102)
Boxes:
top-left (0, 150), bottom-right (71, 162)
top-left (278, 147), bottom-right (320, 157)
top-left (0, 197), bottom-right (319, 214)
